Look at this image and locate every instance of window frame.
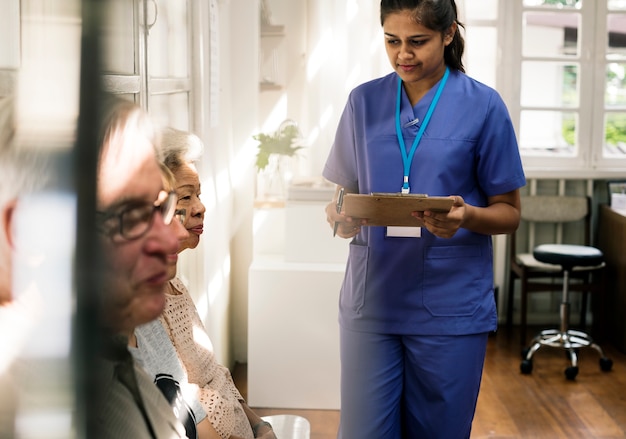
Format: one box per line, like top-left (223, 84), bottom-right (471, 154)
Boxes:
top-left (498, 0), bottom-right (626, 179)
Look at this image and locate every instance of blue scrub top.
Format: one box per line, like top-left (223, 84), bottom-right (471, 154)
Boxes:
top-left (323, 69), bottom-right (526, 336)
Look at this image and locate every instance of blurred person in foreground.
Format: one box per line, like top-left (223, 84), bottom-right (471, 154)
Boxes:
top-left (94, 96), bottom-right (187, 438)
top-left (0, 95), bottom-right (50, 437)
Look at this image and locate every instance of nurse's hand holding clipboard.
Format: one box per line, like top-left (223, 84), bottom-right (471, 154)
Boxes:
top-left (412, 195), bottom-right (466, 239)
top-left (413, 191), bottom-right (522, 239)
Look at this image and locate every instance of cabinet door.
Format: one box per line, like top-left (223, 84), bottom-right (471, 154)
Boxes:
top-left (146, 0), bottom-right (191, 129)
top-left (101, 0), bottom-right (143, 101)
top-left (101, 0), bottom-right (192, 130)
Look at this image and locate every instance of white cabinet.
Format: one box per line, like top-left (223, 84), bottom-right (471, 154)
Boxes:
top-left (248, 257), bottom-right (344, 409)
top-left (247, 186), bottom-right (347, 409)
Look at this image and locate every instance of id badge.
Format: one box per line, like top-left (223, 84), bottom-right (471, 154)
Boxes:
top-left (386, 226), bottom-right (421, 238)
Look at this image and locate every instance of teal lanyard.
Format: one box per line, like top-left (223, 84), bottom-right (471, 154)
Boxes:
top-left (395, 67), bottom-right (449, 193)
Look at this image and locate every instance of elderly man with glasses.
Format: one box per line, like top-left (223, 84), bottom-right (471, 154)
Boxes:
top-left (94, 97), bottom-right (187, 438)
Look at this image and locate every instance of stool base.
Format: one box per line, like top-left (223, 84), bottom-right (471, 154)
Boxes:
top-left (520, 329), bottom-right (613, 380)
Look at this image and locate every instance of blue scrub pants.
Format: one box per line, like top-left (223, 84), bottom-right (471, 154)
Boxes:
top-left (337, 328), bottom-right (489, 439)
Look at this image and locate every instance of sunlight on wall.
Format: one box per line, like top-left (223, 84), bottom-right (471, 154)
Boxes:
top-left (346, 0), bottom-right (359, 22)
top-left (306, 126), bottom-right (320, 149)
top-left (233, 135), bottom-right (259, 174)
top-left (194, 280), bottom-right (211, 321)
top-left (370, 32), bottom-right (384, 57)
top-left (300, 103), bottom-right (334, 169)
top-left (261, 93), bottom-right (289, 133)
top-left (215, 166), bottom-right (232, 205)
top-left (319, 104), bottom-right (334, 130)
top-left (215, 255), bottom-right (231, 305)
top-left (306, 29), bottom-right (331, 82)
top-left (195, 253), bottom-right (231, 314)
top-left (345, 65), bottom-right (363, 93)
top-left (201, 174), bottom-right (217, 211)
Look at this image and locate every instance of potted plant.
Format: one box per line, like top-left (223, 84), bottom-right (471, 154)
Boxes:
top-left (253, 119), bottom-right (304, 171)
top-left (253, 119), bottom-right (304, 199)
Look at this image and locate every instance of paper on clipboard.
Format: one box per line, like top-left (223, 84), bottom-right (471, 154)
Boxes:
top-left (342, 193), bottom-right (454, 227)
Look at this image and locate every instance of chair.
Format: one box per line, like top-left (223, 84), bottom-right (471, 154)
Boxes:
top-left (519, 244), bottom-right (613, 380)
top-left (507, 195), bottom-right (606, 345)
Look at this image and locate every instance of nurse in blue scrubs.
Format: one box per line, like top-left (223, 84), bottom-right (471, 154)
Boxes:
top-left (323, 1), bottom-right (526, 438)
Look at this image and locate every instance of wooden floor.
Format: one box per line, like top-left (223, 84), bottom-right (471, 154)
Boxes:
top-left (233, 326), bottom-right (626, 439)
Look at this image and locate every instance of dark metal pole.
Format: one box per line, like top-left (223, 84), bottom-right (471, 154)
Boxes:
top-left (73, 1), bottom-right (106, 437)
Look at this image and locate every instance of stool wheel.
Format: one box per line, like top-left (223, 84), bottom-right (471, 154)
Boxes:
top-left (600, 357), bottom-right (613, 372)
top-left (521, 347), bottom-right (530, 359)
top-left (565, 366), bottom-right (578, 380)
top-left (520, 359), bottom-right (533, 374)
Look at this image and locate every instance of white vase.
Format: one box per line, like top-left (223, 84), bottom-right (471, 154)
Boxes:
top-left (257, 154), bottom-right (293, 201)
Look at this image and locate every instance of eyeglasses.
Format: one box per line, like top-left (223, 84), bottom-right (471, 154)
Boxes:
top-left (97, 190), bottom-right (178, 241)
top-left (174, 208), bottom-right (186, 225)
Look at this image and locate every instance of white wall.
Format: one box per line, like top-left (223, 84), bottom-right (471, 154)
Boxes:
top-left (224, 0), bottom-right (391, 364)
top-left (180, 0), bottom-right (259, 367)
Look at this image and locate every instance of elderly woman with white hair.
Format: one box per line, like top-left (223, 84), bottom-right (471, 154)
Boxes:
top-left (132, 127), bottom-right (276, 439)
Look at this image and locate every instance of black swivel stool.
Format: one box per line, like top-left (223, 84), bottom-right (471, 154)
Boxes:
top-left (520, 244), bottom-right (613, 380)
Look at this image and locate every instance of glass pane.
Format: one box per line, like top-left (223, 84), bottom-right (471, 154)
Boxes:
top-left (464, 0), bottom-right (498, 21)
top-left (149, 92), bottom-right (190, 129)
top-left (260, 36), bottom-right (284, 87)
top-left (604, 112), bottom-right (626, 157)
top-left (101, 0), bottom-right (136, 74)
top-left (523, 12), bottom-right (580, 57)
top-left (609, 0), bottom-right (626, 11)
top-left (0, 0), bottom-right (19, 68)
top-left (607, 15), bottom-right (626, 60)
top-left (148, 0), bottom-right (189, 78)
top-left (523, 0), bottom-right (582, 8)
top-left (521, 61), bottom-right (579, 107)
top-left (519, 110), bottom-right (577, 155)
top-left (606, 63), bottom-right (626, 107)
top-left (19, 0), bottom-right (82, 126)
top-left (465, 28), bottom-right (497, 88)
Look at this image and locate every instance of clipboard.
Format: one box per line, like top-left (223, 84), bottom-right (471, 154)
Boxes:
top-left (342, 193), bottom-right (454, 227)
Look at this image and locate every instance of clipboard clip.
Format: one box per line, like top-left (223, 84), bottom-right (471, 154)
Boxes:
top-left (371, 192), bottom-right (428, 198)
top-left (333, 187), bottom-right (345, 237)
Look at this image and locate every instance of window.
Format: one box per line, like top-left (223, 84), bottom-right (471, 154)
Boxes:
top-left (502, 0), bottom-right (626, 176)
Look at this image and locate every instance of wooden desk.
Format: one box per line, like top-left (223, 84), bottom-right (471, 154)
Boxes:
top-left (598, 205), bottom-right (626, 353)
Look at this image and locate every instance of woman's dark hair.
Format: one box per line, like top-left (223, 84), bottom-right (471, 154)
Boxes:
top-left (380, 0), bottom-right (465, 73)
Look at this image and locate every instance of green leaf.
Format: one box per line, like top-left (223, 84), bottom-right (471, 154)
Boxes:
top-left (253, 121), bottom-right (304, 170)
